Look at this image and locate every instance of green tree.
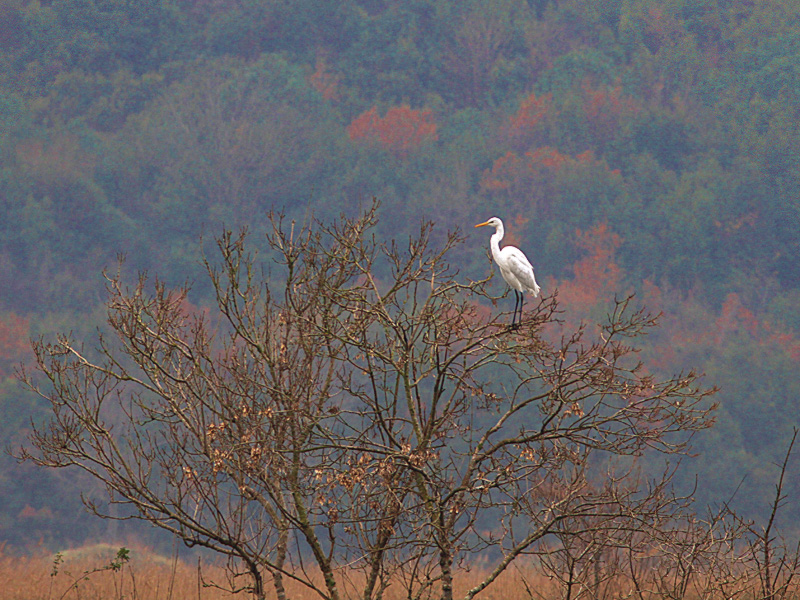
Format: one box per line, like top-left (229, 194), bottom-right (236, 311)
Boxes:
top-left (105, 55), bottom-right (346, 265)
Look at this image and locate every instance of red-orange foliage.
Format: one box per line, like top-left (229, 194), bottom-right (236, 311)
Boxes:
top-left (347, 105), bottom-right (438, 158)
top-left (481, 147), bottom-right (569, 192)
top-left (537, 222), bottom-right (626, 341)
top-left (506, 91), bottom-right (551, 148)
top-left (715, 293), bottom-right (758, 342)
top-left (714, 210), bottom-right (759, 236)
top-left (582, 82), bottom-right (640, 142)
top-left (480, 147), bottom-right (618, 221)
top-left (711, 293), bottom-right (800, 360)
top-left (482, 151), bottom-right (522, 191)
top-left (550, 217), bottom-right (800, 374)
top-left (0, 313), bottom-right (31, 378)
top-left (15, 134), bottom-right (96, 181)
top-left (641, 5), bottom-right (688, 55)
top-left (641, 285), bottom-right (800, 373)
top-left (557, 222), bottom-right (623, 316)
top-left (501, 214), bottom-right (529, 249)
top-left (545, 221), bottom-right (800, 375)
top-left (532, 146), bottom-right (570, 169)
top-left (512, 91), bottom-right (550, 130)
top-left (309, 55), bottom-right (340, 101)
top-left (17, 505), bottom-right (53, 520)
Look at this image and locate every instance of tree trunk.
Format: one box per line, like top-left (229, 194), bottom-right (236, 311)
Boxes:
top-left (249, 561), bottom-right (266, 600)
top-left (439, 540), bottom-right (454, 600)
top-left (272, 525), bottom-right (289, 600)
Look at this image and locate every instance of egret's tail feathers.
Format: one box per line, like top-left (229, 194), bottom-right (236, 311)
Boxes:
top-left (528, 283), bottom-right (541, 297)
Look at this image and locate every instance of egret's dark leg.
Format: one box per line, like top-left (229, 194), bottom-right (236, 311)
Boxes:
top-left (511, 290), bottom-right (518, 329)
top-left (519, 292), bottom-right (525, 325)
top-left (511, 290), bottom-right (521, 329)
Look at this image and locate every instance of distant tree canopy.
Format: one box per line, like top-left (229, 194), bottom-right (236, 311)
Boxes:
top-left (2, 0), bottom-right (800, 547)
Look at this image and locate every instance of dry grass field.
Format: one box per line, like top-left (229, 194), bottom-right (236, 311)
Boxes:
top-left (0, 543), bottom-right (232, 600)
top-left (0, 543), bottom-right (558, 600)
top-left (1, 541), bottom-right (794, 600)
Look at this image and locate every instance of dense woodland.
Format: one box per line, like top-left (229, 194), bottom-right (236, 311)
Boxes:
top-left (1, 0), bottom-right (800, 550)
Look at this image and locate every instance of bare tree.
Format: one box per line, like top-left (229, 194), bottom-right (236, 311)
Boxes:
top-left (741, 428), bottom-right (800, 600)
top-left (18, 203), bottom-right (718, 600)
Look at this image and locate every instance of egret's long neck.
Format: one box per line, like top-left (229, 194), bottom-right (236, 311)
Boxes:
top-left (490, 224), bottom-right (504, 256)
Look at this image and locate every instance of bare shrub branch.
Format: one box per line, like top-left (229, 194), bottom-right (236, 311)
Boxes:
top-left (17, 204), bottom-right (719, 600)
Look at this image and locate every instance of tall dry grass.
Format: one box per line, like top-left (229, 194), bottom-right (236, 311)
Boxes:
top-left (0, 543), bottom-right (235, 600)
top-left (2, 542), bottom-right (793, 600)
top-left (0, 543), bottom-right (555, 600)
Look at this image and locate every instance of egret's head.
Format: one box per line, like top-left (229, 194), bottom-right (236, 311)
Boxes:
top-left (474, 217), bottom-right (502, 229)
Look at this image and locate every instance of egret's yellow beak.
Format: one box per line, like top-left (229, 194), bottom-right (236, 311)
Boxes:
top-left (474, 221), bottom-right (490, 228)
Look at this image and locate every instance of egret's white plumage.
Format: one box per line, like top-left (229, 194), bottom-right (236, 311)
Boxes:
top-left (475, 217), bottom-right (540, 328)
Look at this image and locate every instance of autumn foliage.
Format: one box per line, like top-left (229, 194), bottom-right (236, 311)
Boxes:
top-left (15, 134), bottom-right (96, 182)
top-left (582, 82), bottom-right (640, 143)
top-left (648, 288), bottom-right (800, 373)
top-left (0, 313), bottom-right (30, 378)
top-left (482, 147), bottom-right (568, 193)
top-left (555, 225), bottom-right (800, 375)
top-left (347, 105), bottom-right (437, 157)
top-left (554, 222), bottom-right (624, 331)
top-left (308, 55), bottom-right (340, 101)
top-left (506, 90), bottom-right (551, 148)
top-left (481, 146), bottom-right (617, 219)
top-left (482, 147), bottom-right (617, 192)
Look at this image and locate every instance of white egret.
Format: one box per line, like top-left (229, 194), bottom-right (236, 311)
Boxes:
top-left (475, 217), bottom-right (540, 329)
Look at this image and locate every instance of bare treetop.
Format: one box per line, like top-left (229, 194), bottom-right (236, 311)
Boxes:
top-left (18, 203), bottom-right (718, 600)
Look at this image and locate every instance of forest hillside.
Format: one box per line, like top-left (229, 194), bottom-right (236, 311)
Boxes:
top-left (1, 0), bottom-right (800, 548)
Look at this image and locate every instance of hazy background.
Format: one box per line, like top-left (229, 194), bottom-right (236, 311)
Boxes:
top-left (1, 0), bottom-right (800, 550)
